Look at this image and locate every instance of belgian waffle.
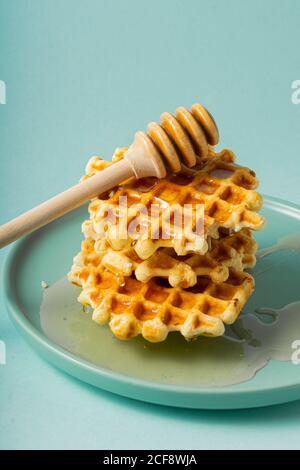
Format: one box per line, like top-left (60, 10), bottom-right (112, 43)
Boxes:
top-left (79, 221), bottom-right (257, 287)
top-left (68, 249), bottom-right (255, 342)
top-left (83, 148), bottom-right (264, 259)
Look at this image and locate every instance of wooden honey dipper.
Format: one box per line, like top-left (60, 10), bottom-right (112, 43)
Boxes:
top-left (0, 103), bottom-right (219, 248)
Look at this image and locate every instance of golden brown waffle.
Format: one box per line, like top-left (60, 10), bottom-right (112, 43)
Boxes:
top-left (83, 148), bottom-right (264, 259)
top-left (80, 221), bottom-right (257, 287)
top-left (68, 254), bottom-right (255, 342)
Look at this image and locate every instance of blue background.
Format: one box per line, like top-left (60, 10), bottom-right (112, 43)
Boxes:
top-left (1, 0), bottom-right (300, 449)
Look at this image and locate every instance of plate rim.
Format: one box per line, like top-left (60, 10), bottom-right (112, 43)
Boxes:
top-left (3, 194), bottom-right (300, 408)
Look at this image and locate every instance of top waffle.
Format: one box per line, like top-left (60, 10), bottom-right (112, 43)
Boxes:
top-left (82, 147), bottom-right (264, 259)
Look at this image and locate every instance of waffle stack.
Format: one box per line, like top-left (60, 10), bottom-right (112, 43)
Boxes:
top-left (68, 147), bottom-right (264, 342)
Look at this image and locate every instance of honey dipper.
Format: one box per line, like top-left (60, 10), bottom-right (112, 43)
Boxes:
top-left (0, 103), bottom-right (219, 248)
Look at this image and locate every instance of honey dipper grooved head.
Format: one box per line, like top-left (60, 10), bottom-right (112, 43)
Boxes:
top-left (125, 102), bottom-right (219, 178)
top-left (160, 111), bottom-right (197, 168)
top-left (147, 121), bottom-right (182, 173)
top-left (191, 103), bottom-right (219, 145)
top-left (176, 107), bottom-right (208, 159)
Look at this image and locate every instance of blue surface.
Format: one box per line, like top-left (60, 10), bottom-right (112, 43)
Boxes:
top-left (1, 0), bottom-right (300, 450)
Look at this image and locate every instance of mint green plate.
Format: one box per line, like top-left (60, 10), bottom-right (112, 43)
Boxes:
top-left (4, 196), bottom-right (300, 409)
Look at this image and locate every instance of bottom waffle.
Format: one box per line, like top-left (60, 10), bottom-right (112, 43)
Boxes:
top-left (68, 260), bottom-right (254, 342)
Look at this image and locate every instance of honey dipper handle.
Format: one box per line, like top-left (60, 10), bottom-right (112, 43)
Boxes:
top-left (0, 158), bottom-right (135, 248)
